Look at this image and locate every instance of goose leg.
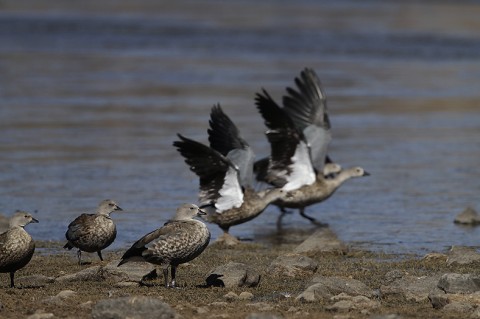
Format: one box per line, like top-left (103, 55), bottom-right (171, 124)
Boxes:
top-left (97, 250), bottom-right (104, 261)
top-left (9, 272), bottom-right (15, 288)
top-left (163, 267), bottom-right (169, 288)
top-left (170, 265), bottom-right (177, 288)
top-left (77, 250), bottom-right (82, 265)
top-left (276, 207), bottom-right (288, 228)
top-left (299, 208), bottom-right (328, 227)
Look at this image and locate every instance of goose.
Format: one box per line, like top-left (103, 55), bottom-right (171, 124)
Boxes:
top-left (0, 211), bottom-right (38, 288)
top-left (64, 199), bottom-right (122, 264)
top-left (118, 203), bottom-right (210, 288)
top-left (173, 106), bottom-right (285, 243)
top-left (255, 68), bottom-right (369, 225)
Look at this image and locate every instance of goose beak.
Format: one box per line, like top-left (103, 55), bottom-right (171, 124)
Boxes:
top-left (31, 217), bottom-right (39, 223)
top-left (115, 205), bottom-right (123, 211)
top-left (197, 208), bottom-right (207, 216)
top-left (363, 171), bottom-right (371, 176)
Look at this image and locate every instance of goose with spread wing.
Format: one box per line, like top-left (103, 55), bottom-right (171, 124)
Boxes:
top-left (255, 68), bottom-right (369, 225)
top-left (173, 105), bottom-right (285, 243)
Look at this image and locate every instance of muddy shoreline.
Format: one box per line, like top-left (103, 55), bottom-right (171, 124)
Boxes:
top-left (1, 230), bottom-right (480, 319)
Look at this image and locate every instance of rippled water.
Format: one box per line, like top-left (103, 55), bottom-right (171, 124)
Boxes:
top-left (1, 0), bottom-right (479, 255)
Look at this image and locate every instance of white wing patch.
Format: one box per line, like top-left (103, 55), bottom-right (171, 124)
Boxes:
top-left (216, 166), bottom-right (244, 212)
top-left (281, 141), bottom-right (316, 191)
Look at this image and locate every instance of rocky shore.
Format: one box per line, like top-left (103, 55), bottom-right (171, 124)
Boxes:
top-left (1, 228), bottom-right (480, 319)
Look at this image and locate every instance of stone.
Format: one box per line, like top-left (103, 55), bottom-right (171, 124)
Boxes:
top-left (326, 294), bottom-right (380, 312)
top-left (246, 302), bottom-right (275, 311)
top-left (245, 313), bottom-right (283, 319)
top-left (438, 273), bottom-right (480, 294)
top-left (296, 276), bottom-right (373, 302)
top-left (55, 266), bottom-right (103, 283)
top-left (428, 292), bottom-right (450, 309)
top-left (91, 296), bottom-right (176, 319)
top-left (224, 291), bottom-right (239, 301)
top-left (446, 246), bottom-right (480, 266)
top-left (103, 259), bottom-right (157, 283)
top-left (268, 254), bottom-right (318, 277)
top-left (294, 229), bottom-right (348, 255)
top-left (26, 310), bottom-right (55, 319)
top-left (422, 253), bottom-right (448, 262)
top-left (206, 262), bottom-right (260, 288)
top-left (43, 290), bottom-right (77, 305)
top-left (239, 291), bottom-right (254, 300)
top-left (443, 302), bottom-right (474, 313)
top-left (454, 207), bottom-right (480, 225)
top-left (380, 275), bottom-right (443, 302)
top-left (384, 269), bottom-right (404, 283)
top-left (16, 275), bottom-right (55, 288)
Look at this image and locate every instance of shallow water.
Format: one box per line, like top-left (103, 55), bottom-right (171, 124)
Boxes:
top-left (1, 0), bottom-right (479, 255)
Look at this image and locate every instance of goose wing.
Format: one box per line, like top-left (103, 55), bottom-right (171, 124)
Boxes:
top-left (173, 134), bottom-right (244, 212)
top-left (208, 104), bottom-right (255, 188)
top-left (282, 68), bottom-right (332, 173)
top-left (255, 89), bottom-right (315, 190)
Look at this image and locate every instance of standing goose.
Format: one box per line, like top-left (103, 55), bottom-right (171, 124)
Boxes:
top-left (118, 203), bottom-right (210, 288)
top-left (174, 106), bottom-right (285, 243)
top-left (64, 199), bottom-right (122, 264)
top-left (255, 68), bottom-right (369, 225)
top-left (0, 211), bottom-right (38, 288)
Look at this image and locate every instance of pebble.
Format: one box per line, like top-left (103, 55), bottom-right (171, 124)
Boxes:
top-left (454, 207), bottom-right (480, 225)
top-left (438, 273), bottom-right (480, 294)
top-left (224, 291), bottom-right (239, 301)
top-left (446, 246), bottom-right (480, 265)
top-left (206, 262), bottom-right (261, 288)
top-left (267, 254), bottom-right (318, 278)
top-left (239, 291), bottom-right (254, 300)
top-left (91, 296), bottom-right (176, 319)
top-left (294, 228), bottom-right (348, 255)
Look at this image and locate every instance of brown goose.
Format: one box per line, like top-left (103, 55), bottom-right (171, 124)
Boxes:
top-left (0, 211), bottom-right (38, 287)
top-left (64, 199), bottom-right (122, 264)
top-left (118, 203), bottom-right (210, 288)
top-left (174, 105), bottom-right (285, 243)
top-left (255, 68), bottom-right (369, 225)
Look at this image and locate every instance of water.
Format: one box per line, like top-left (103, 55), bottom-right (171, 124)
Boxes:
top-left (1, 0), bottom-right (479, 255)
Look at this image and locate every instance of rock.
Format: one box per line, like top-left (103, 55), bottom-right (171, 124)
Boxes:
top-left (380, 275), bottom-right (443, 302)
top-left (443, 302), bottom-right (474, 313)
top-left (370, 315), bottom-right (403, 319)
top-left (55, 266), bottom-right (103, 283)
top-left (91, 296), bottom-right (176, 319)
top-left (43, 290), bottom-right (77, 305)
top-left (296, 276), bottom-right (373, 302)
top-left (384, 269), bottom-right (405, 283)
top-left (422, 253), bottom-right (448, 262)
top-left (454, 207), bottom-right (480, 225)
top-left (239, 291), bottom-right (254, 300)
top-left (446, 246), bottom-right (480, 266)
top-left (428, 292), bottom-right (450, 309)
top-left (294, 229), bottom-right (348, 255)
top-left (26, 310), bottom-right (55, 319)
top-left (326, 294), bottom-right (380, 312)
top-left (268, 254), bottom-right (318, 278)
top-left (246, 302), bottom-right (275, 311)
top-left (206, 262), bottom-right (260, 288)
top-left (224, 291), bottom-right (239, 301)
top-left (438, 273), bottom-right (480, 294)
top-left (246, 313), bottom-right (283, 319)
top-left (103, 259), bottom-right (157, 283)
top-left (16, 275), bottom-right (55, 288)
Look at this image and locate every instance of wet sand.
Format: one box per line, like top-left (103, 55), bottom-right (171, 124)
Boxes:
top-left (0, 237), bottom-right (479, 318)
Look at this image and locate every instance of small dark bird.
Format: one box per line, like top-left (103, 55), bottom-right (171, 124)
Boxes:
top-left (64, 199), bottom-right (122, 264)
top-left (0, 211), bottom-right (38, 288)
top-left (118, 203), bottom-right (210, 288)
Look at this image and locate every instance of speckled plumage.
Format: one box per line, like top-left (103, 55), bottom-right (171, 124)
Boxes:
top-left (118, 204), bottom-right (210, 288)
top-left (64, 199), bottom-right (122, 264)
top-left (0, 211), bottom-right (38, 287)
